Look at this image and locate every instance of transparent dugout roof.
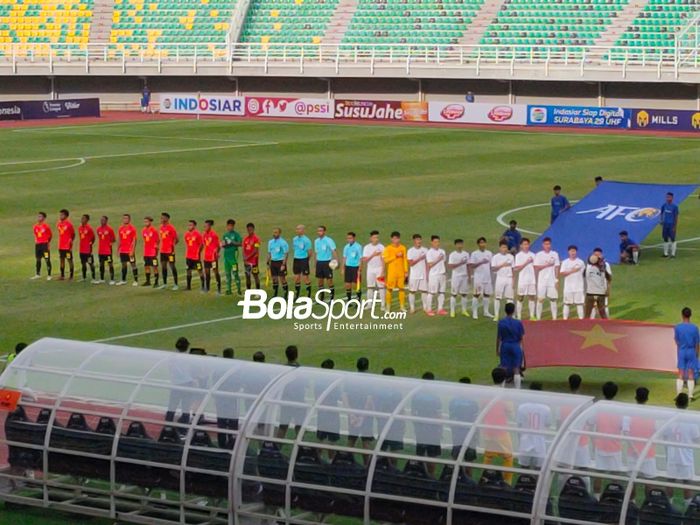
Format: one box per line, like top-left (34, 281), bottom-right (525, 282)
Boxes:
top-left (3, 339), bottom-right (698, 525)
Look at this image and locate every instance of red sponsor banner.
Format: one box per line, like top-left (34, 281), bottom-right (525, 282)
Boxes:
top-left (334, 100), bottom-right (428, 122)
top-left (523, 319), bottom-right (676, 373)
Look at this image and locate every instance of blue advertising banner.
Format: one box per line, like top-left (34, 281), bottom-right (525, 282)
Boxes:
top-left (532, 182), bottom-right (698, 264)
top-left (527, 105), bottom-right (631, 129)
top-left (0, 98), bottom-right (100, 121)
top-left (631, 109), bottom-right (700, 132)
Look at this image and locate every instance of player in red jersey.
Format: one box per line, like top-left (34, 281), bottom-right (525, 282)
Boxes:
top-left (158, 212), bottom-right (179, 290)
top-left (184, 220), bottom-right (204, 291)
top-left (32, 211), bottom-right (53, 280)
top-left (243, 222), bottom-right (261, 289)
top-left (117, 214), bottom-right (139, 286)
top-left (56, 209), bottom-right (75, 281)
top-left (142, 216), bottom-right (160, 287)
top-left (95, 216), bottom-right (116, 284)
top-left (78, 214), bottom-right (95, 282)
top-left (202, 220), bottom-right (221, 294)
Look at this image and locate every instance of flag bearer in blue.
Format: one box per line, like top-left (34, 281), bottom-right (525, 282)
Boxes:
top-left (660, 192), bottom-right (679, 258)
top-left (497, 302), bottom-right (525, 389)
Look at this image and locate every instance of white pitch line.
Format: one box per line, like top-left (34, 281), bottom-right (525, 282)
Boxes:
top-left (93, 314), bottom-right (243, 343)
top-left (9, 118), bottom-right (194, 133)
top-left (0, 141), bottom-right (277, 169)
top-left (495, 201), bottom-right (580, 235)
top-left (0, 158), bottom-right (86, 175)
top-left (15, 129), bottom-right (265, 144)
top-left (641, 236), bottom-right (700, 249)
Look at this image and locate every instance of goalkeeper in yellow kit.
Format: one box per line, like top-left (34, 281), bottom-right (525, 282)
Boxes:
top-left (383, 231), bottom-right (408, 312)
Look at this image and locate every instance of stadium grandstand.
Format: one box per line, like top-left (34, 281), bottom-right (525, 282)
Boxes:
top-left (0, 0), bottom-right (697, 81)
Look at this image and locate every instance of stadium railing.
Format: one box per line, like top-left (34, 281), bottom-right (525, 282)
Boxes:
top-left (0, 42), bottom-right (697, 80)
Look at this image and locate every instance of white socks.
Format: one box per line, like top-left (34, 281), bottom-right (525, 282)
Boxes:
top-left (577, 305), bottom-right (584, 319)
top-left (563, 305), bottom-right (570, 320)
top-left (472, 297), bottom-right (479, 318)
top-left (379, 288), bottom-right (386, 308)
top-left (450, 296), bottom-right (456, 315)
top-left (677, 379), bottom-right (684, 395)
top-left (690, 380), bottom-right (695, 398)
top-left (426, 294), bottom-right (434, 311)
top-left (516, 301), bottom-right (523, 319)
top-left (437, 294), bottom-right (445, 311)
top-left (408, 293), bottom-right (415, 311)
top-left (514, 374), bottom-right (522, 389)
top-left (494, 299), bottom-right (501, 319)
top-left (550, 301), bottom-right (558, 320)
top-left (421, 293), bottom-right (428, 311)
top-left (672, 242), bottom-right (677, 257)
top-left (633, 250), bottom-right (639, 263)
top-left (536, 301), bottom-right (543, 320)
top-left (461, 296), bottom-right (468, 313)
top-left (664, 242), bottom-right (670, 256)
top-left (483, 297), bottom-right (491, 316)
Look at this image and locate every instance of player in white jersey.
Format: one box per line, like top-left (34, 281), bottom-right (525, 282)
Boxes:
top-left (516, 384), bottom-right (552, 468)
top-left (447, 239), bottom-right (470, 318)
top-left (469, 237), bottom-right (493, 320)
top-left (362, 230), bottom-right (385, 310)
top-left (534, 237), bottom-right (560, 320)
top-left (513, 238), bottom-right (536, 320)
top-left (665, 394), bottom-right (700, 498)
top-left (491, 241), bottom-right (515, 322)
top-left (425, 235), bottom-right (447, 316)
top-left (559, 245), bottom-right (585, 320)
top-left (407, 234), bottom-right (429, 314)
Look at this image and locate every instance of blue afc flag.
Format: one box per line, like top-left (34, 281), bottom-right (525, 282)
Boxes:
top-left (532, 181), bottom-right (697, 264)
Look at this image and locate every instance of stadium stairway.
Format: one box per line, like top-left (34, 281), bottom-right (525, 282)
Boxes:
top-left (322, 0), bottom-right (359, 45)
top-left (457, 0), bottom-right (507, 47)
top-left (89, 0), bottom-right (116, 44)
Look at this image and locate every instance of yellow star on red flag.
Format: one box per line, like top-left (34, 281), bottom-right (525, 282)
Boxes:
top-left (570, 324), bottom-right (627, 352)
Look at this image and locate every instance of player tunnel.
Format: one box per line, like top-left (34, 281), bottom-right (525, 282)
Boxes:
top-left (1, 338), bottom-right (700, 525)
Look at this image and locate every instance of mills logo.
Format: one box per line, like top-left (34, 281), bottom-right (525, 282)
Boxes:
top-left (636, 110), bottom-right (649, 128)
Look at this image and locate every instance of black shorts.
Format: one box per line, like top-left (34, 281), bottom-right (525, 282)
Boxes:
top-left (99, 254), bottom-right (113, 264)
top-left (245, 263), bottom-right (259, 275)
top-left (381, 439), bottom-right (404, 452)
top-left (186, 258), bottom-right (202, 271)
top-left (80, 253), bottom-right (93, 265)
top-left (293, 257), bottom-right (310, 276)
top-left (416, 443), bottom-right (442, 458)
top-left (452, 445), bottom-right (477, 461)
top-left (161, 252), bottom-right (176, 264)
top-left (59, 249), bottom-right (72, 260)
top-left (316, 260), bottom-right (332, 279)
top-left (316, 430), bottom-right (341, 443)
top-left (120, 253), bottom-right (135, 264)
top-left (270, 260), bottom-right (286, 277)
top-left (35, 243), bottom-right (50, 259)
top-left (344, 266), bottom-right (359, 284)
top-left (143, 256), bottom-right (158, 267)
top-left (204, 260), bottom-right (218, 270)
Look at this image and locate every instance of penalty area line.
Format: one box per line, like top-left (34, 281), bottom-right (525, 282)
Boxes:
top-left (93, 314), bottom-right (243, 343)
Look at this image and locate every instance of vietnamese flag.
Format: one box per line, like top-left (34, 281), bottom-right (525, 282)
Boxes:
top-left (523, 319), bottom-right (676, 373)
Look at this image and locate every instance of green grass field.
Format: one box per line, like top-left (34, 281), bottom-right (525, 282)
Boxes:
top-left (0, 117), bottom-right (699, 523)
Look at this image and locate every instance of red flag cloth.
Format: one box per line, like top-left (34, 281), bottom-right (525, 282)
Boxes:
top-left (522, 319), bottom-right (677, 373)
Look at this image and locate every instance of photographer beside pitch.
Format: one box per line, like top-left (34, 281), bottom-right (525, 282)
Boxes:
top-left (584, 250), bottom-right (612, 319)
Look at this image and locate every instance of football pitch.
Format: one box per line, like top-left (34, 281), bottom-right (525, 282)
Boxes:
top-left (0, 117), bottom-right (699, 524)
